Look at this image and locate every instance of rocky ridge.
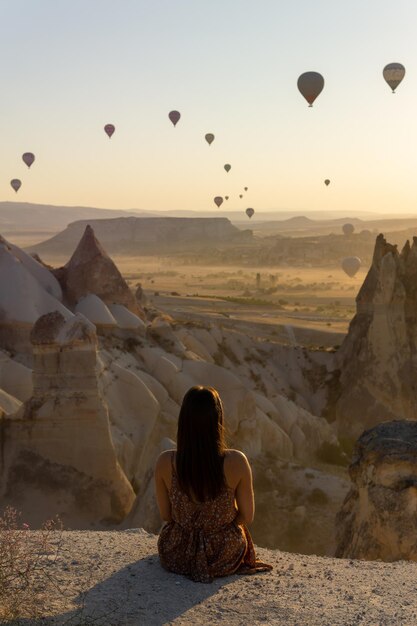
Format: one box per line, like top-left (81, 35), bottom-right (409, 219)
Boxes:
top-left (2, 227), bottom-right (417, 559)
top-left (327, 234), bottom-right (417, 439)
top-left (32, 216), bottom-right (251, 255)
top-left (336, 420), bottom-right (417, 561)
top-left (0, 225), bottom-right (347, 554)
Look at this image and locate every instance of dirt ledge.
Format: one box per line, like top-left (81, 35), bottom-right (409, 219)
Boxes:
top-left (18, 529), bottom-right (417, 625)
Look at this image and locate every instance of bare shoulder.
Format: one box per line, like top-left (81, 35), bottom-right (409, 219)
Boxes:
top-left (155, 449), bottom-right (175, 471)
top-left (224, 449), bottom-right (251, 469)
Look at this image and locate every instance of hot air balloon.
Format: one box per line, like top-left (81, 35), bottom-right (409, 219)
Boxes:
top-left (10, 179), bottom-right (21, 193)
top-left (104, 124), bottom-right (115, 138)
top-left (225, 196), bottom-right (229, 200)
top-left (297, 72), bottom-right (324, 106)
top-left (383, 63), bottom-right (405, 93)
top-left (214, 196), bottom-right (223, 208)
top-left (169, 110), bottom-right (181, 127)
top-left (224, 164), bottom-right (231, 173)
top-left (341, 257), bottom-right (361, 278)
top-left (244, 187), bottom-right (248, 191)
top-left (104, 124), bottom-right (116, 139)
top-left (246, 208), bottom-right (254, 219)
top-left (342, 223), bottom-right (355, 236)
top-left (205, 133), bottom-right (215, 145)
top-left (239, 194), bottom-right (243, 199)
top-left (22, 152), bottom-right (35, 168)
top-left (324, 179), bottom-right (330, 186)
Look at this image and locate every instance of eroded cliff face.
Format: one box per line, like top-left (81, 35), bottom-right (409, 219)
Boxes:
top-left (332, 235), bottom-right (417, 439)
top-left (0, 312), bottom-right (134, 527)
top-left (336, 420), bottom-right (417, 561)
top-left (33, 216), bottom-right (250, 256)
top-left (0, 226), bottom-right (349, 553)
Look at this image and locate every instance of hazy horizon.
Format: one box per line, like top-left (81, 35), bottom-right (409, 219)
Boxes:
top-left (3, 199), bottom-right (417, 222)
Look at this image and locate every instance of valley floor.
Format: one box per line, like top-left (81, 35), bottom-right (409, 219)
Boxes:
top-left (18, 530), bottom-right (417, 625)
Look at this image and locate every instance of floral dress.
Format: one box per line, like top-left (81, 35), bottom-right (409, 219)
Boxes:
top-left (157, 453), bottom-right (272, 583)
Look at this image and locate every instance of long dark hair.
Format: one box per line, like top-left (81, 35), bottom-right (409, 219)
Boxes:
top-left (176, 386), bottom-right (227, 502)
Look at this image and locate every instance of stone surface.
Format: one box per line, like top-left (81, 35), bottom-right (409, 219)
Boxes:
top-left (0, 231), bottom-right (349, 554)
top-left (75, 294), bottom-right (118, 327)
top-left (0, 234), bottom-right (62, 300)
top-left (0, 313), bottom-right (134, 527)
top-left (33, 216), bottom-right (250, 255)
top-left (0, 244), bottom-right (65, 322)
top-left (0, 242), bottom-right (72, 353)
top-left (336, 420), bottom-right (417, 561)
top-left (332, 235), bottom-right (417, 438)
top-left (108, 304), bottom-right (146, 331)
top-left (0, 350), bottom-right (33, 401)
top-left (55, 224), bottom-right (140, 314)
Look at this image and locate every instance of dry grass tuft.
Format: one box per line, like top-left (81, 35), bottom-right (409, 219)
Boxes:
top-left (0, 506), bottom-right (63, 622)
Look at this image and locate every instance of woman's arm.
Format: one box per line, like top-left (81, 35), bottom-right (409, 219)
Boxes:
top-left (154, 452), bottom-right (173, 522)
top-left (233, 451), bottom-right (255, 525)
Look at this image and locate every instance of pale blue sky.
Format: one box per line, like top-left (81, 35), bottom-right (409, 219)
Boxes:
top-left (0, 0), bottom-right (416, 214)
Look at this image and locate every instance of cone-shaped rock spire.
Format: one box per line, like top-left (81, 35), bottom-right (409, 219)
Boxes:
top-left (58, 225), bottom-right (140, 314)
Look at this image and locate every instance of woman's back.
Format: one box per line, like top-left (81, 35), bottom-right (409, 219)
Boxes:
top-left (169, 451), bottom-right (236, 532)
top-left (155, 386), bottom-right (272, 582)
top-left (159, 448), bottom-right (254, 519)
top-left (156, 448), bottom-right (271, 582)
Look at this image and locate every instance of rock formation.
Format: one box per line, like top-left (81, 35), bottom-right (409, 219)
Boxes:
top-left (32, 216), bottom-right (250, 255)
top-left (0, 227), bottom-right (349, 553)
top-left (75, 294), bottom-right (118, 329)
top-left (336, 420), bottom-right (417, 561)
top-left (54, 224), bottom-right (141, 315)
top-left (0, 312), bottom-right (134, 527)
top-left (0, 239), bottom-right (71, 354)
top-left (331, 234), bottom-right (417, 439)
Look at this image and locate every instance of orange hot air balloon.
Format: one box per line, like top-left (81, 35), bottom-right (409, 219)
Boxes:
top-left (239, 194), bottom-right (243, 199)
top-left (224, 164), bottom-right (231, 173)
top-left (169, 110), bottom-right (181, 126)
top-left (104, 124), bottom-right (115, 138)
top-left (244, 187), bottom-right (248, 191)
top-left (205, 133), bottom-right (215, 145)
top-left (225, 196), bottom-right (229, 200)
top-left (383, 63), bottom-right (405, 93)
top-left (10, 179), bottom-right (22, 193)
top-left (246, 208), bottom-right (254, 219)
top-left (214, 196), bottom-right (223, 208)
top-left (324, 179), bottom-right (330, 186)
top-left (22, 152), bottom-right (35, 168)
top-left (297, 72), bottom-right (324, 106)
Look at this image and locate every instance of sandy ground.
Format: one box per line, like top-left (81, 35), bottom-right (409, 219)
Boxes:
top-left (18, 530), bottom-right (417, 626)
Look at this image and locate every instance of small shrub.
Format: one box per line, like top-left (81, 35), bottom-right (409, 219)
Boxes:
top-left (0, 507), bottom-right (63, 621)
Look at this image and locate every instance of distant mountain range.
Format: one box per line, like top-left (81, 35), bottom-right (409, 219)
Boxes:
top-left (0, 202), bottom-right (146, 232)
top-left (1, 201), bottom-right (417, 238)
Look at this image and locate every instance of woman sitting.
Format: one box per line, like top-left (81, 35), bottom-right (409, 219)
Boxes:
top-left (155, 385), bottom-right (272, 583)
